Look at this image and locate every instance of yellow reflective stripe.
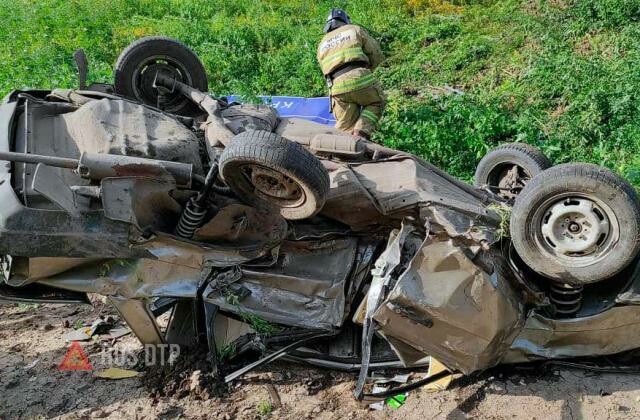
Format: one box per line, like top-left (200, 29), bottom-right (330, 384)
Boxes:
top-left (361, 110), bottom-right (379, 123)
top-left (331, 73), bottom-right (375, 94)
top-left (321, 47), bottom-right (365, 67)
top-left (321, 52), bottom-right (364, 72)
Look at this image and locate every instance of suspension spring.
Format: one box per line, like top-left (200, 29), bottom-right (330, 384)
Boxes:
top-left (175, 162), bottom-right (222, 239)
top-left (175, 198), bottom-right (208, 238)
top-left (549, 283), bottom-right (583, 317)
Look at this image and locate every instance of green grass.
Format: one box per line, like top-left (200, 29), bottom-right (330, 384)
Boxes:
top-left (1, 0), bottom-right (639, 184)
top-left (256, 399), bottom-right (273, 416)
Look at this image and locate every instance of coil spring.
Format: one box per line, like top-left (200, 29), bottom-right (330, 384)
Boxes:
top-left (175, 197), bottom-right (207, 238)
top-left (550, 283), bottom-right (583, 317)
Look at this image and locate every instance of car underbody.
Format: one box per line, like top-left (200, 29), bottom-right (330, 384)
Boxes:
top-left (3, 38), bottom-right (640, 400)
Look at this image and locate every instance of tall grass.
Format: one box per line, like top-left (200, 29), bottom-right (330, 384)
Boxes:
top-left (0, 0), bottom-right (638, 184)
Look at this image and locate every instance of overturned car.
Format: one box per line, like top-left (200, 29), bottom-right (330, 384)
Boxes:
top-left (2, 37), bottom-right (640, 399)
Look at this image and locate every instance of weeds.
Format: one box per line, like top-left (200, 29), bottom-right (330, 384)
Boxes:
top-left (487, 203), bottom-right (512, 239)
top-left (0, 0), bottom-right (638, 184)
top-left (256, 399), bottom-right (273, 416)
top-left (216, 343), bottom-right (236, 361)
top-left (17, 303), bottom-right (40, 311)
top-left (224, 288), bottom-right (279, 336)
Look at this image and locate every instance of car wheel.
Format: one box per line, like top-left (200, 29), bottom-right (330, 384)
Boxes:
top-left (219, 130), bottom-right (330, 220)
top-left (114, 36), bottom-right (208, 116)
top-left (475, 143), bottom-right (551, 200)
top-left (510, 163), bottom-right (640, 284)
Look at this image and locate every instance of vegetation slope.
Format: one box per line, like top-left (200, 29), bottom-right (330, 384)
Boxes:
top-left (1, 0), bottom-right (639, 183)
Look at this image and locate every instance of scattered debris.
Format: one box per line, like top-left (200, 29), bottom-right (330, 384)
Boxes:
top-left (62, 316), bottom-right (129, 342)
top-left (368, 385), bottom-right (388, 411)
top-left (386, 393), bottom-right (407, 409)
top-left (370, 373), bottom-right (411, 384)
top-left (94, 367), bottom-right (139, 380)
top-left (63, 317), bottom-right (113, 341)
top-left (104, 326), bottom-right (131, 340)
top-left (368, 373), bottom-right (411, 411)
top-left (305, 372), bottom-right (331, 395)
top-left (424, 357), bottom-right (453, 392)
top-left (23, 359), bottom-right (39, 370)
top-left (265, 383), bottom-right (281, 409)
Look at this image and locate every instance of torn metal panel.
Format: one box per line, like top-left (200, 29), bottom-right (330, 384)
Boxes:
top-left (350, 157), bottom-right (493, 216)
top-left (504, 305), bottom-right (640, 363)
top-left (204, 238), bottom-right (361, 330)
top-left (31, 163), bottom-right (87, 215)
top-left (30, 235), bottom-right (271, 300)
top-left (322, 164), bottom-right (390, 228)
top-left (355, 221), bottom-right (416, 399)
top-left (101, 177), bottom-right (182, 232)
top-left (420, 204), bottom-right (497, 244)
top-left (6, 256), bottom-right (97, 285)
top-left (131, 233), bottom-right (275, 268)
top-left (322, 157), bottom-right (498, 236)
top-left (108, 296), bottom-right (164, 345)
top-left (39, 258), bottom-right (202, 299)
top-left (34, 236), bottom-right (272, 299)
top-left (374, 240), bottom-right (524, 374)
top-left (193, 203), bottom-right (287, 248)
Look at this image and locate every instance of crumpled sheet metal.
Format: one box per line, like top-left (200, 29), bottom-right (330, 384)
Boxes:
top-left (355, 221), bottom-right (416, 398)
top-left (322, 157), bottom-right (498, 239)
top-left (204, 238), bottom-right (362, 330)
top-left (101, 177), bottom-right (182, 232)
top-left (40, 257), bottom-right (201, 299)
top-left (133, 233), bottom-right (273, 268)
top-left (193, 203), bottom-right (287, 248)
top-left (6, 256), bottom-right (98, 286)
top-left (374, 239), bottom-right (524, 374)
top-left (34, 230), bottom-right (277, 298)
top-left (504, 305), bottom-right (640, 363)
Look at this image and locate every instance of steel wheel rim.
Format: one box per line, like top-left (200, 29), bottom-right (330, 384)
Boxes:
top-left (531, 193), bottom-right (619, 267)
top-left (131, 54), bottom-right (193, 112)
top-left (240, 164), bottom-right (306, 208)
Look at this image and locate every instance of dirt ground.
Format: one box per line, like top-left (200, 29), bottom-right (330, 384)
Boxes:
top-left (2, 302), bottom-right (640, 420)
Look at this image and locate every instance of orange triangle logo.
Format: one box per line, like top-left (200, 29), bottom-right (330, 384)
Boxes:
top-left (58, 341), bottom-right (93, 371)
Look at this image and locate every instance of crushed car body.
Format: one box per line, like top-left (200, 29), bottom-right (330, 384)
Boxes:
top-left (3, 37), bottom-right (640, 399)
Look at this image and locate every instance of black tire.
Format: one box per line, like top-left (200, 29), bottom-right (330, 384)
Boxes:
top-left (219, 130), bottom-right (330, 220)
top-left (114, 36), bottom-right (208, 116)
top-left (510, 163), bottom-right (640, 284)
top-left (475, 143), bottom-right (552, 200)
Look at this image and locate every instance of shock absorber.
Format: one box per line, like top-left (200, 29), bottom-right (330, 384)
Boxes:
top-left (549, 283), bottom-right (583, 317)
top-left (175, 163), bottom-right (219, 239)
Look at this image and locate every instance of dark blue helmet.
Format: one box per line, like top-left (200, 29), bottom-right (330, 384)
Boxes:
top-left (323, 8), bottom-right (351, 33)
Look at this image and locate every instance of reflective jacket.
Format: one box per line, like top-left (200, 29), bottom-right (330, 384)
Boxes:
top-left (316, 24), bottom-right (383, 95)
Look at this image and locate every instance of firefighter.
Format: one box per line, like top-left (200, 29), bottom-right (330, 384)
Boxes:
top-left (317, 8), bottom-right (385, 140)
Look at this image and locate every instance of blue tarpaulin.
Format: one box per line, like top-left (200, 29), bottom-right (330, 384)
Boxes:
top-left (226, 95), bottom-right (335, 126)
